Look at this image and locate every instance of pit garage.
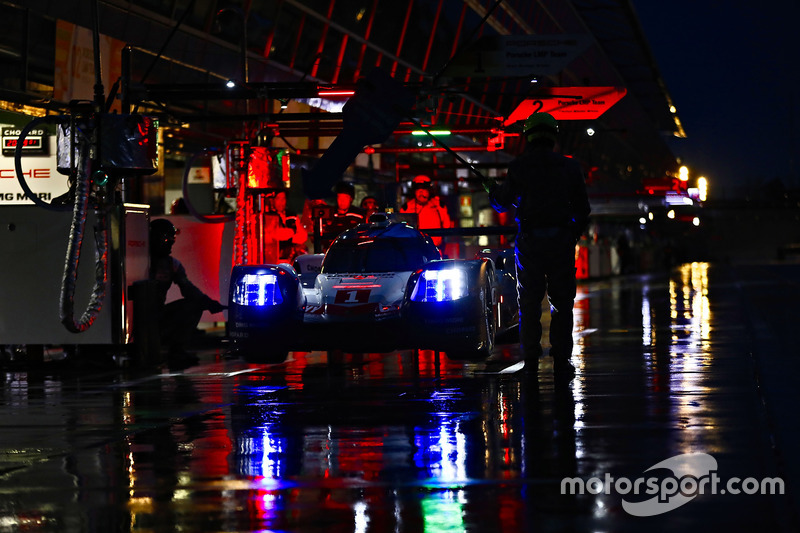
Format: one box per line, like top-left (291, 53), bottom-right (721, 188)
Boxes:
top-left (2, 2), bottom-right (795, 531)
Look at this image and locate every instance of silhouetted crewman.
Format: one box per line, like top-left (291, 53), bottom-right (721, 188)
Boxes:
top-left (149, 218), bottom-right (225, 366)
top-left (487, 112), bottom-right (590, 381)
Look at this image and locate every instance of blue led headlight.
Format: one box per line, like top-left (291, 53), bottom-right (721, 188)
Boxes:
top-left (232, 273), bottom-right (284, 306)
top-left (410, 268), bottom-right (468, 302)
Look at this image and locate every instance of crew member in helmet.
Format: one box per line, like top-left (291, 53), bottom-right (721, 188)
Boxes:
top-left (149, 218), bottom-right (226, 366)
top-left (400, 175), bottom-right (452, 247)
top-left (486, 112), bottom-right (590, 381)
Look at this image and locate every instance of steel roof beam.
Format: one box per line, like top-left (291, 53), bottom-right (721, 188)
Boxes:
top-left (282, 0), bottom-right (422, 77)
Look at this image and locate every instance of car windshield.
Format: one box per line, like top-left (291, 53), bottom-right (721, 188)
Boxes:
top-left (322, 237), bottom-right (436, 273)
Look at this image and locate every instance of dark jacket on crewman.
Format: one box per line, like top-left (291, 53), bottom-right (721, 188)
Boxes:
top-left (489, 145), bottom-right (591, 239)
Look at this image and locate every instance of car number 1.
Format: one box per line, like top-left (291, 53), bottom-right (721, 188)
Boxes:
top-left (335, 289), bottom-right (371, 304)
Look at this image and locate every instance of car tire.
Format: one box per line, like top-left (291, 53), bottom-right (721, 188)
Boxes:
top-left (447, 280), bottom-right (496, 361)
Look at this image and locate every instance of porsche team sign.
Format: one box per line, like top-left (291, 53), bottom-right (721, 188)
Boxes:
top-left (504, 86), bottom-right (627, 124)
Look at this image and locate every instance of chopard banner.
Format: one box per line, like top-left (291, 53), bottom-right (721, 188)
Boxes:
top-left (0, 112), bottom-right (65, 205)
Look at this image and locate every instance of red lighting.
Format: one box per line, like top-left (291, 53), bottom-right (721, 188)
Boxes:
top-left (487, 130), bottom-right (504, 151)
top-left (246, 146), bottom-right (274, 189)
top-left (575, 246), bottom-right (589, 279)
top-left (317, 90), bottom-right (355, 97)
top-left (505, 87), bottom-right (627, 124)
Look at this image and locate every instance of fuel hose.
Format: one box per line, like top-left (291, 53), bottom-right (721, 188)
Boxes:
top-left (60, 148), bottom-right (108, 333)
top-left (14, 115), bottom-right (108, 333)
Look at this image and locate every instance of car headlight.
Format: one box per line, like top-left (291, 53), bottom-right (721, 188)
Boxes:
top-left (232, 273), bottom-right (284, 306)
top-left (410, 268), bottom-right (468, 302)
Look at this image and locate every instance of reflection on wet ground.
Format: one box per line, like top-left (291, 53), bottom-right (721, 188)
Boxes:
top-left (2, 262), bottom-right (799, 531)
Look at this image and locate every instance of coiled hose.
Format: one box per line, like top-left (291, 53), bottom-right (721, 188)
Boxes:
top-left (60, 147), bottom-right (108, 333)
top-left (14, 115), bottom-right (108, 333)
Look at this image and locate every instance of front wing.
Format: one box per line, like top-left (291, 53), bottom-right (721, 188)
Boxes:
top-left (227, 257), bottom-right (512, 357)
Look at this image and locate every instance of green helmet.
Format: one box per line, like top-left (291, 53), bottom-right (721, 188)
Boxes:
top-left (523, 112), bottom-right (558, 142)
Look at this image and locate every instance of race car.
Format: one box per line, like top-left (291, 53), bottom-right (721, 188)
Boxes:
top-left (228, 216), bottom-right (518, 363)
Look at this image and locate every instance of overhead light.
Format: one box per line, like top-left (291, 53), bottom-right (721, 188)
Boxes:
top-left (697, 176), bottom-right (708, 201)
top-left (586, 127), bottom-right (596, 136)
top-left (226, 79), bottom-right (236, 88)
top-left (317, 90), bottom-right (355, 97)
top-left (411, 130), bottom-right (451, 136)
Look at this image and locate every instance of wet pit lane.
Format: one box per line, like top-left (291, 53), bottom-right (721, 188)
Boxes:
top-left (2, 262), bottom-right (799, 532)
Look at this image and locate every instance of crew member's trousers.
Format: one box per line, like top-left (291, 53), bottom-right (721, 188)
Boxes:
top-left (514, 227), bottom-right (577, 361)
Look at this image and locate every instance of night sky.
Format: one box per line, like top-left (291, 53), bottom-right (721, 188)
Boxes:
top-left (631, 1), bottom-right (800, 198)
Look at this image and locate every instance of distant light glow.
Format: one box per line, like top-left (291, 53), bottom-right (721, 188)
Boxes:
top-left (698, 176), bottom-right (708, 202)
top-left (317, 90), bottom-right (355, 97)
top-left (667, 209), bottom-right (675, 219)
top-left (639, 217), bottom-right (647, 224)
top-left (679, 165), bottom-right (689, 182)
top-left (665, 192), bottom-right (694, 206)
top-left (586, 127), bottom-right (595, 136)
top-left (226, 79), bottom-right (236, 88)
top-left (692, 217), bottom-right (700, 227)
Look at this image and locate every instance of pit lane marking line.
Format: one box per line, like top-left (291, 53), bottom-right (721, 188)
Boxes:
top-left (102, 367), bottom-right (262, 390)
top-left (206, 368), bottom-right (263, 377)
top-left (499, 361), bottom-right (525, 374)
top-left (574, 328), bottom-right (598, 338)
top-left (473, 361), bottom-right (526, 375)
